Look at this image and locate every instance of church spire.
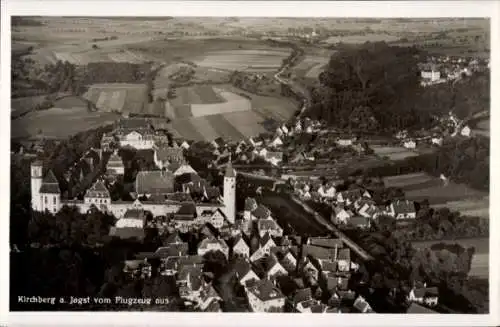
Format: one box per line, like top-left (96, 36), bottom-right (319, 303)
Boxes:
top-left (225, 154), bottom-right (236, 178)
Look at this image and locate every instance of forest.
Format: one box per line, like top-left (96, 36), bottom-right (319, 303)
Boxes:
top-left (306, 41), bottom-right (490, 132)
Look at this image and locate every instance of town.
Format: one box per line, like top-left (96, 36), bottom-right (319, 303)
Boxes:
top-left (10, 17), bottom-right (489, 315)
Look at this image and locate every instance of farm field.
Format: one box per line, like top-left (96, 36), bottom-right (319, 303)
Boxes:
top-left (11, 107), bottom-right (119, 139)
top-left (193, 49), bottom-right (290, 72)
top-left (412, 237), bottom-right (489, 278)
top-left (11, 95), bottom-right (51, 118)
top-left (321, 33), bottom-right (401, 45)
top-left (166, 84), bottom-right (297, 141)
top-left (83, 83), bottom-right (147, 115)
top-left (383, 172), bottom-right (488, 205)
top-left (293, 55), bottom-right (330, 80)
top-left (432, 197), bottom-right (489, 219)
top-left (371, 145), bottom-right (420, 161)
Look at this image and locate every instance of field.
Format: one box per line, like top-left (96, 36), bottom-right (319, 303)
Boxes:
top-left (83, 83), bottom-right (148, 115)
top-left (293, 55), bottom-right (330, 80)
top-left (432, 198), bottom-right (489, 219)
top-left (412, 237), bottom-right (489, 278)
top-left (322, 33), bottom-right (401, 45)
top-left (383, 172), bottom-right (488, 206)
top-left (371, 145), bottom-right (420, 161)
top-left (11, 95), bottom-right (51, 118)
top-left (11, 107), bottom-right (119, 139)
top-left (193, 49), bottom-right (290, 72)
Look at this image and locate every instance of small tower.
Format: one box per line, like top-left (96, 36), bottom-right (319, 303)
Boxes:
top-left (223, 155), bottom-right (236, 225)
top-left (39, 170), bottom-right (61, 214)
top-left (30, 160), bottom-right (43, 211)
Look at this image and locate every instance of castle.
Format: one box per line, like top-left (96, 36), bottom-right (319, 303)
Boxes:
top-left (30, 155), bottom-right (237, 225)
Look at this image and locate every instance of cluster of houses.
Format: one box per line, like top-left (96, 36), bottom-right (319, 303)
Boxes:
top-left (292, 180), bottom-right (418, 229)
top-left (418, 55), bottom-right (488, 87)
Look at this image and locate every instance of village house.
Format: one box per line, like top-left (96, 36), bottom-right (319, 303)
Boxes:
top-left (336, 138), bottom-right (353, 147)
top-left (231, 234), bottom-right (250, 258)
top-left (318, 184), bottom-right (336, 199)
top-left (403, 139), bottom-right (417, 149)
top-left (319, 271), bottom-right (349, 294)
top-left (255, 254), bottom-right (288, 279)
top-left (84, 180), bottom-right (111, 206)
top-left (337, 248), bottom-right (351, 272)
top-left (250, 233), bottom-right (277, 262)
top-left (265, 151), bottom-right (284, 166)
top-left (197, 236), bottom-right (230, 259)
top-left (269, 135), bottom-right (284, 147)
top-left (387, 200), bottom-right (417, 219)
top-left (271, 246), bottom-right (298, 273)
top-left (461, 125), bottom-right (471, 137)
top-left (106, 151), bottom-right (125, 175)
top-left (245, 279), bottom-right (286, 312)
top-left (353, 295), bottom-right (375, 313)
top-left (348, 216), bottom-right (371, 229)
top-left (177, 265), bottom-right (205, 302)
top-left (332, 207), bottom-right (354, 225)
top-left (408, 286), bottom-right (439, 307)
top-left (234, 259), bottom-right (260, 286)
top-left (257, 218), bottom-right (283, 238)
top-left (196, 284), bottom-right (223, 312)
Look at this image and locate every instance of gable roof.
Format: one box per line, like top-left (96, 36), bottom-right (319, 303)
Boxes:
top-left (302, 245), bottom-right (336, 261)
top-left (198, 236), bottom-right (229, 251)
top-left (123, 209), bottom-right (148, 221)
top-left (225, 161), bottom-right (236, 178)
top-left (293, 288), bottom-right (312, 303)
top-left (177, 202), bottom-right (197, 216)
top-left (135, 171), bottom-right (174, 195)
top-left (107, 153), bottom-right (124, 167)
top-left (260, 233), bottom-right (275, 247)
top-left (109, 227), bottom-right (145, 240)
top-left (233, 259), bottom-right (254, 280)
top-left (337, 248), bottom-right (350, 261)
top-left (151, 243), bottom-right (189, 258)
top-left (391, 200), bottom-right (416, 214)
top-left (246, 279), bottom-right (285, 302)
top-left (164, 232), bottom-right (183, 245)
top-left (39, 170), bottom-right (60, 194)
top-left (86, 180), bottom-right (110, 198)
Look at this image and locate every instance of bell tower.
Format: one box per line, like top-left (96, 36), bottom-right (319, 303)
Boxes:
top-left (31, 160), bottom-right (43, 211)
top-left (223, 155), bottom-right (236, 224)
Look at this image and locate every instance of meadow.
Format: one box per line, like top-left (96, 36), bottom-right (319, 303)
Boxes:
top-left (383, 172), bottom-right (488, 206)
top-left (83, 83), bottom-right (148, 115)
top-left (293, 55), bottom-right (330, 80)
top-left (193, 49), bottom-right (290, 72)
top-left (11, 95), bottom-right (52, 118)
top-left (11, 107), bottom-right (119, 139)
top-left (371, 145), bottom-right (421, 161)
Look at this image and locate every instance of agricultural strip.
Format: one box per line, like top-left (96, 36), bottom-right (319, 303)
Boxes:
top-left (222, 111), bottom-right (268, 138)
top-left (205, 114), bottom-right (244, 140)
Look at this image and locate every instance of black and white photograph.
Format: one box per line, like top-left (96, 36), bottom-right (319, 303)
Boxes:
top-left (2, 1), bottom-right (499, 325)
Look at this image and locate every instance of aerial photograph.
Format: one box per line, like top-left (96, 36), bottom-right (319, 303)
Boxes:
top-left (10, 16), bottom-right (490, 314)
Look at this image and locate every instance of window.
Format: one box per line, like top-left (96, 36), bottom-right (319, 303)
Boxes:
top-left (44, 196), bottom-right (47, 204)
top-left (53, 197), bottom-right (56, 205)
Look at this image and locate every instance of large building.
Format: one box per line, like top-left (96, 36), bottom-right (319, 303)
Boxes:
top-left (101, 118), bottom-right (169, 151)
top-left (30, 156), bottom-right (237, 226)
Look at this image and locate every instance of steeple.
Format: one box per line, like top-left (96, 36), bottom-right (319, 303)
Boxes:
top-left (225, 153), bottom-right (236, 178)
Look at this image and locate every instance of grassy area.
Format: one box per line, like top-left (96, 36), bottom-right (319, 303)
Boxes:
top-left (11, 107), bottom-right (119, 139)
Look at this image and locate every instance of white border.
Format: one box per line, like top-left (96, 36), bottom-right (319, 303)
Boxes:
top-left (1, 1), bottom-right (499, 326)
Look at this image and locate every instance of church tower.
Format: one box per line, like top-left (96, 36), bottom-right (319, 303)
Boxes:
top-left (223, 155), bottom-right (236, 224)
top-left (31, 160), bottom-right (43, 211)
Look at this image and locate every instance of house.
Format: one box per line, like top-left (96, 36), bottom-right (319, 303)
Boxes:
top-left (173, 163), bottom-right (197, 176)
top-left (154, 146), bottom-right (184, 170)
top-left (255, 254), bottom-right (288, 279)
top-left (258, 148), bottom-right (268, 158)
top-left (265, 151), bottom-right (283, 166)
top-left (135, 171), bottom-right (174, 197)
top-left (196, 284), bottom-right (222, 312)
top-left (232, 234), bottom-right (250, 258)
top-left (403, 139), bottom-right (416, 149)
top-left (245, 279), bottom-right (286, 312)
top-left (336, 248), bottom-right (351, 272)
top-left (234, 259), bottom-right (260, 286)
top-left (269, 136), bottom-right (283, 147)
top-left (271, 247), bottom-right (297, 273)
top-left (123, 259), bottom-right (151, 278)
top-left (180, 140), bottom-right (191, 150)
top-left (177, 266), bottom-right (205, 301)
top-left (353, 295), bottom-right (374, 313)
top-left (106, 152), bottom-right (124, 175)
top-left (421, 70), bottom-right (441, 82)
top-left (292, 288), bottom-right (313, 311)
top-left (248, 137), bottom-right (263, 148)
top-left (318, 184), bottom-right (336, 199)
top-left (460, 125), bottom-right (471, 137)
top-left (84, 180), bottom-right (111, 206)
top-left (319, 271), bottom-right (349, 293)
top-left (431, 136), bottom-right (443, 146)
top-left (358, 203), bottom-right (380, 219)
top-left (250, 233), bottom-right (276, 262)
top-left (332, 207), bottom-right (354, 225)
top-left (336, 138), bottom-right (353, 146)
top-left (336, 189), bottom-right (363, 205)
top-left (388, 200), bottom-right (417, 219)
top-left (197, 236), bottom-right (229, 259)
top-left (257, 219), bottom-right (283, 238)
top-left (408, 286), bottom-right (439, 307)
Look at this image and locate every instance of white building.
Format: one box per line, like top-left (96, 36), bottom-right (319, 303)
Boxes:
top-left (245, 279), bottom-right (286, 312)
top-left (223, 160), bottom-right (236, 224)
